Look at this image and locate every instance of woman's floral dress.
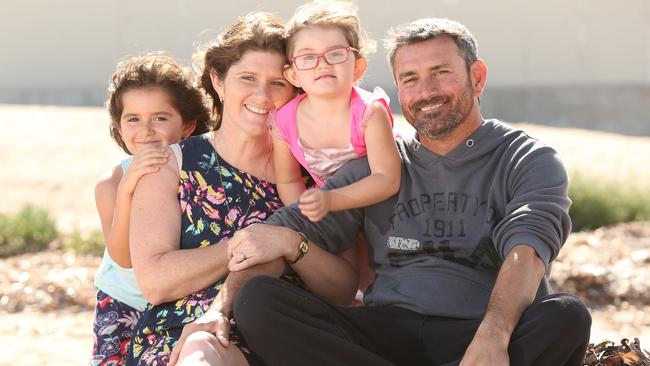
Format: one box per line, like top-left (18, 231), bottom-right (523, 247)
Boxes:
top-left (125, 135), bottom-right (286, 366)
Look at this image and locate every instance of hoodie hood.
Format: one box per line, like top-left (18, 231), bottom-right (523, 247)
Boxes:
top-left (405, 119), bottom-right (537, 165)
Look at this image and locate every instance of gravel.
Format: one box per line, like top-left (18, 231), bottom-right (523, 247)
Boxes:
top-left (1, 221), bottom-right (649, 316)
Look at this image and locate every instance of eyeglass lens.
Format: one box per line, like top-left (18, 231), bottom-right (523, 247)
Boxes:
top-left (295, 48), bottom-right (350, 70)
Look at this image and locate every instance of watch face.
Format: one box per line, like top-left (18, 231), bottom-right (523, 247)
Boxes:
top-left (299, 240), bottom-right (309, 253)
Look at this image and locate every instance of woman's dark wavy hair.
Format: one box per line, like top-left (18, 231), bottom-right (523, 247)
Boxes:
top-left (193, 12), bottom-right (288, 129)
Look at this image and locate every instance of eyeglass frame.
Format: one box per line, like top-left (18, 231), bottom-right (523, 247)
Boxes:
top-left (289, 46), bottom-right (360, 71)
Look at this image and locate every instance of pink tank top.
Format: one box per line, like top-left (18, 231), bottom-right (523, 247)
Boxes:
top-left (273, 86), bottom-right (393, 187)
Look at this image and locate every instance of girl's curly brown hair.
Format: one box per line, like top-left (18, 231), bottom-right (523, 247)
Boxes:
top-left (106, 54), bottom-right (213, 154)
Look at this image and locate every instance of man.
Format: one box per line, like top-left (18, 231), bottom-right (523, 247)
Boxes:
top-left (173, 18), bottom-right (591, 366)
top-left (235, 18), bottom-right (590, 365)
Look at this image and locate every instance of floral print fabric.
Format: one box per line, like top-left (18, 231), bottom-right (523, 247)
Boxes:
top-left (125, 135), bottom-right (284, 366)
top-left (91, 290), bottom-right (142, 366)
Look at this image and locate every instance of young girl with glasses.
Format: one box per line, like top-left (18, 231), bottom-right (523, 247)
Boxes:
top-left (273, 0), bottom-right (401, 222)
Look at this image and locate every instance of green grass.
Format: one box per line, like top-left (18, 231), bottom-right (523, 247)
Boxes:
top-left (0, 205), bottom-right (106, 257)
top-left (1, 176), bottom-right (649, 258)
top-left (0, 205), bottom-right (58, 257)
top-left (62, 230), bottom-right (105, 256)
top-left (569, 173), bottom-right (650, 231)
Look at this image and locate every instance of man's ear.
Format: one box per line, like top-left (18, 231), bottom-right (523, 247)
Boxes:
top-left (182, 120), bottom-right (197, 138)
top-left (283, 65), bottom-right (302, 88)
top-left (352, 57), bottom-right (367, 82)
top-left (209, 68), bottom-right (224, 102)
top-left (470, 59), bottom-right (488, 97)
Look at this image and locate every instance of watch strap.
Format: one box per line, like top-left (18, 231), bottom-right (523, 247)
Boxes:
top-left (290, 231), bottom-right (309, 264)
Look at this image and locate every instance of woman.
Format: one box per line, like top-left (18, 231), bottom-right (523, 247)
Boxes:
top-left (126, 12), bottom-right (359, 366)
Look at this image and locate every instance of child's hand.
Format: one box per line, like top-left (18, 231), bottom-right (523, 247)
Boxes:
top-left (120, 147), bottom-right (169, 195)
top-left (298, 188), bottom-right (331, 222)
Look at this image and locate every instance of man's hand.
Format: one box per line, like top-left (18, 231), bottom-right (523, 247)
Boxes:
top-left (459, 327), bottom-right (510, 366)
top-left (460, 245), bottom-right (546, 366)
top-left (298, 188), bottom-right (331, 222)
top-left (168, 308), bottom-right (231, 366)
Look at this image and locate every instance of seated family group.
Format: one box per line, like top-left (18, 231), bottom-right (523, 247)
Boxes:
top-left (90, 1), bottom-right (591, 365)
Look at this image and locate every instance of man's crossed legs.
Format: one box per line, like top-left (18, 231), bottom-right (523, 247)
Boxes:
top-left (234, 276), bottom-right (591, 366)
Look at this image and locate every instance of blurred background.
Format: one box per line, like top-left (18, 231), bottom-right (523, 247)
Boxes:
top-left (1, 1), bottom-right (649, 365)
top-left (2, 0), bottom-right (649, 135)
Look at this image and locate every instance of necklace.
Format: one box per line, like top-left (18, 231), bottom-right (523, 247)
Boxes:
top-left (211, 131), bottom-right (256, 230)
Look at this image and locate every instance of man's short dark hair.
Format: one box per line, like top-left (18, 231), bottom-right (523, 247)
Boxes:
top-left (384, 18), bottom-right (478, 71)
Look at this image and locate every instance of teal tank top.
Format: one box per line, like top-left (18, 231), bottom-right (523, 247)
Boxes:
top-left (93, 157), bottom-right (147, 311)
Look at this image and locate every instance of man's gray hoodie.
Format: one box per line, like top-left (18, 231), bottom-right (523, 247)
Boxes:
top-left (268, 119), bottom-right (571, 319)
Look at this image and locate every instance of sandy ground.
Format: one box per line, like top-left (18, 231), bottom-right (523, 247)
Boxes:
top-left (0, 311), bottom-right (94, 366)
top-left (1, 105), bottom-right (650, 365)
top-left (0, 105), bottom-right (125, 234)
top-left (2, 105), bottom-right (648, 232)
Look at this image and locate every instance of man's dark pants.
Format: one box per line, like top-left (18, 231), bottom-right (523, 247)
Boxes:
top-left (234, 276), bottom-right (591, 366)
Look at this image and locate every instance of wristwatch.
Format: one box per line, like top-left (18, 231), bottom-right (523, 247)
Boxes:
top-left (290, 231), bottom-right (309, 264)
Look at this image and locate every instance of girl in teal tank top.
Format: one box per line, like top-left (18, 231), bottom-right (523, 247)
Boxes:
top-left (91, 54), bottom-right (212, 366)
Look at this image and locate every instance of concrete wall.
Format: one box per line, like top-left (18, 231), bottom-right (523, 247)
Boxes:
top-left (2, 0), bottom-right (649, 135)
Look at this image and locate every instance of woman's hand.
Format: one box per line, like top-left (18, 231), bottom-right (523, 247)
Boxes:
top-left (167, 307), bottom-right (232, 366)
top-left (298, 188), bottom-right (331, 222)
top-left (227, 223), bottom-right (299, 271)
top-left (119, 147), bottom-right (169, 196)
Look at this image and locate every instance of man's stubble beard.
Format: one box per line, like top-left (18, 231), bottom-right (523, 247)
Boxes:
top-left (408, 81), bottom-right (475, 141)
